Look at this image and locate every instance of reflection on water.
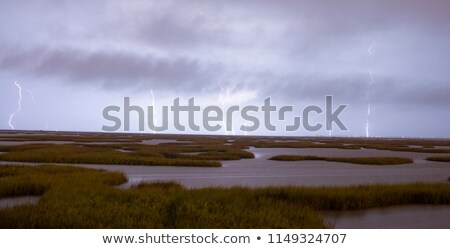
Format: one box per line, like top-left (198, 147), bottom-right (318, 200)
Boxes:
top-left (0, 196), bottom-right (40, 208)
top-left (141, 139), bottom-right (192, 145)
top-left (324, 205), bottom-right (450, 228)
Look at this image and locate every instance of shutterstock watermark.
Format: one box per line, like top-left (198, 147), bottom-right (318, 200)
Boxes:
top-left (102, 96), bottom-right (348, 133)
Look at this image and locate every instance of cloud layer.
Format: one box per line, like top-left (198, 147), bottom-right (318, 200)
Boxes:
top-left (1, 0), bottom-right (449, 136)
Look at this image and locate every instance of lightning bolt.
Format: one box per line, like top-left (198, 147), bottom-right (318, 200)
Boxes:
top-left (226, 87), bottom-right (237, 135)
top-left (365, 103), bottom-right (371, 137)
top-left (365, 45), bottom-right (374, 138)
top-left (368, 44), bottom-right (373, 56)
top-left (219, 84), bottom-right (238, 135)
top-left (219, 84), bottom-right (230, 135)
top-left (8, 115), bottom-right (15, 130)
top-left (8, 80), bottom-right (23, 130)
top-left (218, 84), bottom-right (256, 136)
top-left (150, 89), bottom-right (157, 134)
top-left (27, 90), bottom-right (35, 103)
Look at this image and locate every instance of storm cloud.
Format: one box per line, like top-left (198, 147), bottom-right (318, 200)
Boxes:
top-left (0, 0), bottom-right (449, 136)
top-left (1, 46), bottom-right (218, 90)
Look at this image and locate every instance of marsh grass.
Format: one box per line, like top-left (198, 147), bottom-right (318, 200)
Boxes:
top-left (2, 132), bottom-right (450, 160)
top-left (0, 165), bottom-right (450, 228)
top-left (269, 155), bottom-right (413, 165)
top-left (0, 134), bottom-right (259, 167)
top-left (0, 144), bottom-right (240, 167)
top-left (248, 137), bottom-right (450, 153)
top-left (0, 165), bottom-right (324, 228)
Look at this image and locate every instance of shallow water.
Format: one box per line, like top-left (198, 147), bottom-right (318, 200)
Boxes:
top-left (1, 147), bottom-right (449, 189)
top-left (324, 205), bottom-right (450, 229)
top-left (141, 139), bottom-right (192, 145)
top-left (434, 146), bottom-right (450, 149)
top-left (115, 148), bottom-right (133, 153)
top-left (0, 196), bottom-right (40, 208)
top-left (122, 147), bottom-right (450, 188)
top-left (178, 152), bottom-right (204, 155)
top-left (407, 145), bottom-right (424, 148)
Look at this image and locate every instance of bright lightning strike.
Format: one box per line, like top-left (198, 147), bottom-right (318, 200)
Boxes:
top-left (365, 103), bottom-right (371, 137)
top-left (8, 80), bottom-right (23, 130)
top-left (218, 84), bottom-right (257, 136)
top-left (365, 44), bottom-right (375, 138)
top-left (150, 90), bottom-right (155, 109)
top-left (27, 90), bottom-right (35, 103)
top-left (150, 89), bottom-right (157, 134)
top-left (8, 115), bottom-right (15, 130)
top-left (14, 81), bottom-right (22, 112)
top-left (218, 84), bottom-right (233, 135)
top-left (225, 87), bottom-right (236, 135)
top-left (368, 44), bottom-right (373, 56)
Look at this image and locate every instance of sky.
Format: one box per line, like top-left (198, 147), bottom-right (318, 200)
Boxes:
top-left (0, 0), bottom-right (449, 137)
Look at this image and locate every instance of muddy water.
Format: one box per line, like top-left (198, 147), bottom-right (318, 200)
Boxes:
top-left (0, 196), bottom-right (40, 208)
top-left (324, 205), bottom-right (450, 228)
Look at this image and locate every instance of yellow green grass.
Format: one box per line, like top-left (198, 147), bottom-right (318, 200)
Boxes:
top-left (1, 165), bottom-right (449, 228)
top-left (269, 155), bottom-right (413, 165)
top-left (0, 142), bottom-right (254, 167)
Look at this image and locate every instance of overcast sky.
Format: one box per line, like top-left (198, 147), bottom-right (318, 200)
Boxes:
top-left (1, 0), bottom-right (449, 137)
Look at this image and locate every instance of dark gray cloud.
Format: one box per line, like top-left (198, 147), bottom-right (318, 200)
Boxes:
top-left (136, 15), bottom-right (229, 49)
top-left (0, 0), bottom-right (449, 136)
top-left (247, 71), bottom-right (450, 106)
top-left (0, 46), bottom-right (221, 90)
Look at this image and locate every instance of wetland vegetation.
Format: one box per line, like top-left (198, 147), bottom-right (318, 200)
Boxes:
top-left (0, 165), bottom-right (449, 228)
